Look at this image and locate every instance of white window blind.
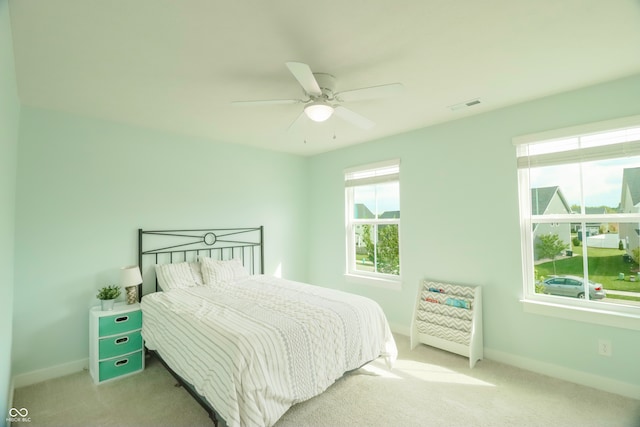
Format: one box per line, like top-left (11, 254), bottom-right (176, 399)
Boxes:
top-left (516, 124), bottom-right (640, 169)
top-left (345, 159), bottom-right (400, 187)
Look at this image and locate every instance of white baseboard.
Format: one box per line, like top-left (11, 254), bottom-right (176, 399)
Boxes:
top-left (484, 347), bottom-right (640, 400)
top-left (12, 358), bottom-right (88, 388)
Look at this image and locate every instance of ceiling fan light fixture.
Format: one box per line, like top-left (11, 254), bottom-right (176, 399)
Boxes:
top-left (304, 101), bottom-right (334, 122)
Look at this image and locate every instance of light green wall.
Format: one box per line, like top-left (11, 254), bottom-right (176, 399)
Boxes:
top-left (6, 24), bottom-right (640, 397)
top-left (12, 107), bottom-right (309, 375)
top-left (307, 74), bottom-right (640, 389)
top-left (0, 0), bottom-right (19, 424)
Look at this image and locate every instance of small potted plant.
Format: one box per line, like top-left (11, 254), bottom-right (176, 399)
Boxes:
top-left (97, 285), bottom-right (121, 311)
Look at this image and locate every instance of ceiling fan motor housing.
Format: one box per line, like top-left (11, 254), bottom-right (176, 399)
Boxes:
top-left (311, 73), bottom-right (336, 100)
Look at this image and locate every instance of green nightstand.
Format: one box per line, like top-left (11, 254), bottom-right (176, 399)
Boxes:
top-left (89, 302), bottom-right (144, 384)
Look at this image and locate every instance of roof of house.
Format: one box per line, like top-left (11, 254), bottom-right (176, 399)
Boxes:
top-left (531, 186), bottom-right (572, 215)
top-left (354, 203), bottom-right (375, 219)
top-left (379, 210), bottom-right (400, 219)
top-left (621, 167), bottom-right (640, 207)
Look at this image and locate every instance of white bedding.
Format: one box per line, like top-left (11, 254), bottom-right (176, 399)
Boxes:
top-left (141, 274), bottom-right (397, 427)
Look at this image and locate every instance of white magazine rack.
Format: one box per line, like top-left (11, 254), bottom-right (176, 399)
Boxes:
top-left (410, 279), bottom-right (483, 368)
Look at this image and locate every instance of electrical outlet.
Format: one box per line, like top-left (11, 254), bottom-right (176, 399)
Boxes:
top-left (598, 339), bottom-right (612, 356)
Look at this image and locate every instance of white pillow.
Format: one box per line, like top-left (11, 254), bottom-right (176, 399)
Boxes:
top-left (189, 262), bottom-right (204, 285)
top-left (200, 257), bottom-right (249, 285)
top-left (155, 262), bottom-right (202, 291)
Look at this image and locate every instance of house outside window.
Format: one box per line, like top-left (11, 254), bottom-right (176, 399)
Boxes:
top-left (345, 159), bottom-right (400, 287)
top-left (515, 116), bottom-right (640, 324)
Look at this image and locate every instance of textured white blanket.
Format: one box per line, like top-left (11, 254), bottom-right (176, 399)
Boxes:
top-left (141, 275), bottom-right (397, 427)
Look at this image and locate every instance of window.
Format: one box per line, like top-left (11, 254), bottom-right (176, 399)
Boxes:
top-left (515, 115), bottom-right (640, 324)
top-left (345, 159), bottom-right (400, 285)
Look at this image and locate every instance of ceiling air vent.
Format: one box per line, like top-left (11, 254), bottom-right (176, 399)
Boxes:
top-left (449, 98), bottom-right (482, 111)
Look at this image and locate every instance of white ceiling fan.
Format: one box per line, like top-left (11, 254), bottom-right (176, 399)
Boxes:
top-left (232, 62), bottom-right (403, 130)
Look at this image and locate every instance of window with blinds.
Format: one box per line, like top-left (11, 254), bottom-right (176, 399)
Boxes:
top-left (514, 115), bottom-right (640, 314)
top-left (345, 159), bottom-right (401, 284)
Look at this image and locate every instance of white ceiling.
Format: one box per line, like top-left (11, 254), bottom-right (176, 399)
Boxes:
top-left (8, 0), bottom-right (640, 156)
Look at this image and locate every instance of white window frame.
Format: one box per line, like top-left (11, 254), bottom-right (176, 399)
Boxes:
top-left (514, 115), bottom-right (640, 330)
top-left (344, 159), bottom-right (401, 289)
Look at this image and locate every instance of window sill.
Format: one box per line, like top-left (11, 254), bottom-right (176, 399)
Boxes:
top-left (344, 273), bottom-right (402, 290)
top-left (521, 298), bottom-right (640, 331)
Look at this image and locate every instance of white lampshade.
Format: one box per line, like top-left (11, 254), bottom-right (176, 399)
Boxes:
top-left (120, 265), bottom-right (142, 287)
top-left (304, 101), bottom-right (334, 122)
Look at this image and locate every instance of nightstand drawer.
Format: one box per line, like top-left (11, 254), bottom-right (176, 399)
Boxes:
top-left (98, 310), bottom-right (142, 337)
top-left (99, 330), bottom-right (143, 360)
top-left (99, 350), bottom-right (143, 382)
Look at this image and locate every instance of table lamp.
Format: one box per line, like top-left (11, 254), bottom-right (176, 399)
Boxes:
top-left (120, 265), bottom-right (142, 304)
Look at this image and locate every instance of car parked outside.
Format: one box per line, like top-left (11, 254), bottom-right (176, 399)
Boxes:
top-left (541, 275), bottom-right (606, 300)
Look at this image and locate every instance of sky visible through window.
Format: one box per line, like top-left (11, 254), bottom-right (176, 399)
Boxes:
top-left (354, 182), bottom-right (400, 216)
top-left (527, 126), bottom-right (640, 208)
top-left (530, 156), bottom-right (640, 208)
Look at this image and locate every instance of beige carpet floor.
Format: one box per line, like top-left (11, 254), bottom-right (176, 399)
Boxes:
top-left (12, 334), bottom-right (640, 427)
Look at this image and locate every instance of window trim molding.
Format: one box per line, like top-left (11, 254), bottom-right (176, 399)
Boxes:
top-left (344, 158), bottom-right (401, 175)
top-left (521, 299), bottom-right (640, 331)
top-left (512, 114), bottom-right (640, 146)
top-left (344, 159), bottom-right (401, 287)
top-left (344, 272), bottom-right (402, 290)
top-left (514, 115), bottom-right (640, 320)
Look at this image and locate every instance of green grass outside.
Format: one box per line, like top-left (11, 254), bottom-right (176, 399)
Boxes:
top-left (612, 294), bottom-right (640, 302)
top-left (535, 244), bottom-right (640, 296)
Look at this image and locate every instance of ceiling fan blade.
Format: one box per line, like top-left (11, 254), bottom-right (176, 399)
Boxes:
top-left (336, 83), bottom-right (403, 102)
top-left (231, 99), bottom-right (301, 106)
top-left (285, 62), bottom-right (322, 97)
top-left (334, 106), bottom-right (375, 130)
top-left (287, 111), bottom-right (307, 132)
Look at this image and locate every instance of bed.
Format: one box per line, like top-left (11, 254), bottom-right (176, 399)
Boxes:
top-left (137, 227), bottom-right (397, 427)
